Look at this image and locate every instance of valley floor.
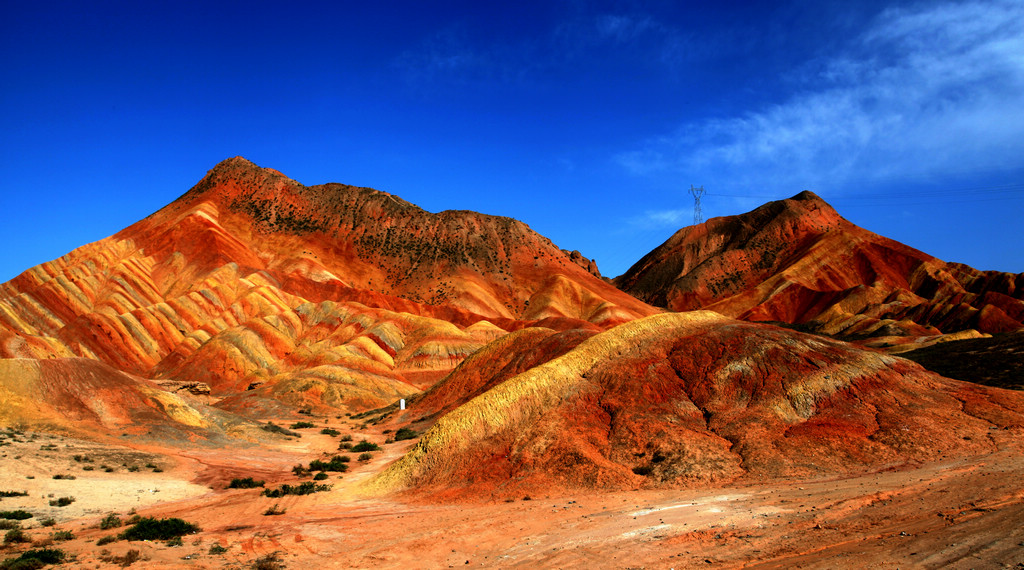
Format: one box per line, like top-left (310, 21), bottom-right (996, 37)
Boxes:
top-left (2, 421), bottom-right (1023, 569)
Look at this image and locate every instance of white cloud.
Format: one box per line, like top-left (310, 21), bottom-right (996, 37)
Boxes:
top-left (618, 0), bottom-right (1024, 194)
top-left (629, 208), bottom-right (692, 228)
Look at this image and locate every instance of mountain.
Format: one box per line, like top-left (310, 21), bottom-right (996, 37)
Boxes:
top-left (370, 312), bottom-right (1024, 499)
top-left (614, 191), bottom-right (1024, 341)
top-left (0, 157), bottom-right (655, 417)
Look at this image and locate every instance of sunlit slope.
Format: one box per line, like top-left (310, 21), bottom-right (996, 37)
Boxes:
top-left (0, 357), bottom-right (255, 442)
top-left (0, 157), bottom-right (658, 413)
top-left (615, 191), bottom-right (1024, 339)
top-left (371, 312), bottom-right (1024, 497)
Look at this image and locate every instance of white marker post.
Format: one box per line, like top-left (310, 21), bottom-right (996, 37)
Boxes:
top-left (400, 399), bottom-right (406, 410)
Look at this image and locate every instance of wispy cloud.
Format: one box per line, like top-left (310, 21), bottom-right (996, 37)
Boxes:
top-left (629, 208), bottom-right (692, 228)
top-left (618, 0), bottom-right (1024, 194)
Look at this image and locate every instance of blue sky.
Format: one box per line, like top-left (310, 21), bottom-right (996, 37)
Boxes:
top-left (2, 0), bottom-right (1022, 283)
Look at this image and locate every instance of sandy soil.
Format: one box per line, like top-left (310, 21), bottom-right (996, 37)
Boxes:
top-left (2, 421), bottom-right (1023, 569)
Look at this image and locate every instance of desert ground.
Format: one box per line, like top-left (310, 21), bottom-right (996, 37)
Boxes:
top-left (2, 416), bottom-right (1023, 569)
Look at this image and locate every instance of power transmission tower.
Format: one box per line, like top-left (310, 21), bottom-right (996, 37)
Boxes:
top-left (689, 185), bottom-right (706, 224)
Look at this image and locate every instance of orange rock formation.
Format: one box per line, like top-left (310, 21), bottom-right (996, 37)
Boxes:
top-left (614, 191), bottom-right (1024, 339)
top-left (0, 157), bottom-right (655, 416)
top-left (371, 312), bottom-right (1024, 499)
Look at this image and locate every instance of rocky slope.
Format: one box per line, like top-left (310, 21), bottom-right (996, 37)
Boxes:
top-left (614, 191), bottom-right (1024, 340)
top-left (0, 158), bottom-right (655, 419)
top-left (371, 312), bottom-right (1024, 498)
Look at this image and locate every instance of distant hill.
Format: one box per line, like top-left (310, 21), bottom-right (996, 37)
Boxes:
top-left (614, 191), bottom-right (1024, 340)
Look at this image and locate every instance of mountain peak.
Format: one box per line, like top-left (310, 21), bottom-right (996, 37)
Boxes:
top-left (792, 189), bottom-right (823, 202)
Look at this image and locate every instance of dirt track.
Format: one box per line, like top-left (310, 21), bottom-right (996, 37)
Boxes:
top-left (2, 422), bottom-right (1023, 569)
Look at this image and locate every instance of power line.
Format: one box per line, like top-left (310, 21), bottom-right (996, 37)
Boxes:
top-left (705, 182), bottom-right (1024, 204)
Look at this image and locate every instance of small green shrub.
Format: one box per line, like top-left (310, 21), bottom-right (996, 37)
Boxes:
top-left (357, 453), bottom-right (373, 462)
top-left (260, 482), bottom-right (331, 498)
top-left (50, 474), bottom-right (75, 480)
top-left (37, 518), bottom-right (55, 528)
top-left (319, 428), bottom-right (340, 436)
top-left (99, 513), bottom-right (121, 530)
top-left (119, 517), bottom-right (200, 541)
top-left (0, 491), bottom-right (28, 498)
top-left (289, 421), bottom-right (315, 429)
top-left (3, 528), bottom-right (29, 544)
top-left (226, 477), bottom-right (265, 489)
top-left (96, 535), bottom-right (117, 546)
top-left (312, 472), bottom-right (328, 481)
top-left (48, 497), bottom-right (74, 507)
top-left (208, 543), bottom-right (228, 555)
top-left (261, 423), bottom-right (300, 438)
top-left (0, 547), bottom-right (65, 568)
top-left (350, 440), bottom-right (380, 452)
top-left (307, 456), bottom-right (349, 472)
top-left (263, 504), bottom-right (286, 516)
top-left (50, 530), bottom-right (74, 541)
top-left (0, 511), bottom-right (32, 521)
top-left (394, 427), bottom-right (417, 441)
top-left (253, 553), bottom-right (283, 570)
top-left (99, 549), bottom-right (139, 566)
top-left (166, 535), bottom-right (183, 547)
top-left (0, 521), bottom-right (19, 530)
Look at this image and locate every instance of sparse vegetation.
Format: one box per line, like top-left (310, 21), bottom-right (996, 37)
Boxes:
top-left (0, 491), bottom-right (28, 498)
top-left (96, 535), bottom-right (116, 546)
top-left (37, 519), bottom-right (55, 528)
top-left (0, 511), bottom-right (32, 521)
top-left (3, 528), bottom-right (29, 544)
top-left (350, 440), bottom-right (380, 452)
top-left (261, 423), bottom-right (301, 438)
top-left (166, 536), bottom-right (183, 547)
top-left (227, 477), bottom-right (265, 489)
top-left (307, 456), bottom-right (349, 472)
top-left (357, 453), bottom-right (373, 462)
top-left (263, 504), bottom-right (286, 516)
top-left (289, 421), bottom-right (316, 429)
top-left (261, 481), bottom-right (331, 498)
top-left (253, 552), bottom-right (284, 570)
top-left (393, 427), bottom-right (417, 441)
top-left (208, 543), bottom-right (228, 555)
top-left (99, 548), bottom-right (140, 566)
top-left (48, 497), bottom-right (74, 507)
top-left (119, 517), bottom-right (200, 541)
top-left (50, 530), bottom-right (74, 542)
top-left (0, 547), bottom-right (65, 568)
top-left (99, 513), bottom-right (122, 530)
top-left (319, 428), bottom-right (340, 436)
top-left (0, 521), bottom-right (20, 531)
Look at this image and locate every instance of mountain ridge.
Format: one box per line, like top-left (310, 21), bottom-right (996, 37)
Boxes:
top-left (614, 190), bottom-right (1024, 341)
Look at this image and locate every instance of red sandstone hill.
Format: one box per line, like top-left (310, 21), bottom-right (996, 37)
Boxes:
top-left (370, 312), bottom-right (1024, 499)
top-left (614, 191), bottom-right (1024, 340)
top-left (0, 158), bottom-right (655, 419)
